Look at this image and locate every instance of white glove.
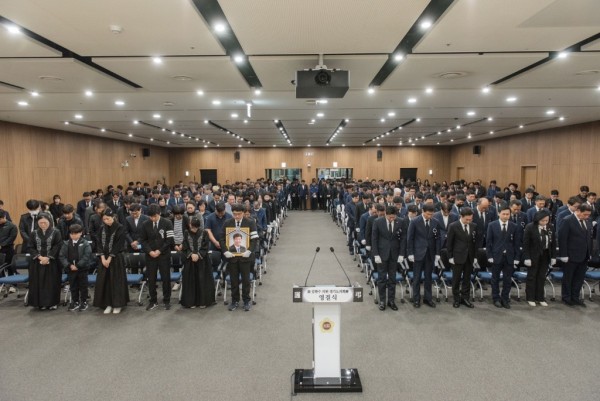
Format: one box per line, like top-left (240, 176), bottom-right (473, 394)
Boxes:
top-left (449, 258), bottom-right (455, 265)
top-left (242, 250), bottom-right (252, 258)
top-left (366, 246), bottom-right (371, 251)
top-left (374, 255), bottom-right (382, 264)
top-left (559, 257), bottom-right (568, 263)
top-left (513, 260), bottom-right (519, 266)
top-left (356, 228), bottom-right (360, 233)
top-left (488, 258), bottom-right (494, 263)
top-left (361, 239), bottom-right (366, 245)
top-left (434, 255), bottom-right (441, 265)
top-left (397, 255), bottom-right (404, 263)
top-left (524, 259), bottom-right (531, 267)
top-left (224, 251), bottom-right (234, 259)
top-left (551, 258), bottom-right (556, 266)
top-left (408, 255), bottom-right (415, 262)
top-left (593, 221), bottom-right (597, 227)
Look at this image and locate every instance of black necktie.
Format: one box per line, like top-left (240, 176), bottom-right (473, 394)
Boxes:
top-left (502, 223), bottom-right (507, 236)
top-left (579, 220), bottom-right (586, 231)
top-left (388, 221), bottom-right (392, 233)
top-left (512, 215), bottom-right (517, 223)
top-left (425, 219), bottom-right (429, 230)
top-left (464, 224), bottom-right (468, 234)
top-left (153, 222), bottom-right (158, 232)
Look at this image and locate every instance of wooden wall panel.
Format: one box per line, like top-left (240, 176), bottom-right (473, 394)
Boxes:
top-left (0, 121), bottom-right (170, 226)
top-left (450, 121), bottom-right (600, 196)
top-left (168, 146), bottom-right (452, 185)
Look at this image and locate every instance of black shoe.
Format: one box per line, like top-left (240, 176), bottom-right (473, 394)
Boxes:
top-left (164, 303), bottom-right (171, 310)
top-left (502, 300), bottom-right (511, 309)
top-left (424, 299), bottom-right (436, 308)
top-left (413, 301), bottom-right (421, 308)
top-left (573, 299), bottom-right (586, 307)
top-left (228, 301), bottom-right (239, 311)
top-left (461, 299), bottom-right (474, 308)
top-left (453, 301), bottom-right (460, 308)
top-left (146, 302), bottom-right (158, 311)
top-left (68, 302), bottom-right (80, 312)
top-left (562, 299), bottom-right (574, 307)
top-left (494, 300), bottom-right (503, 308)
top-left (378, 302), bottom-right (385, 311)
top-left (79, 302), bottom-right (89, 311)
top-left (387, 301), bottom-right (398, 311)
top-left (243, 301), bottom-right (251, 311)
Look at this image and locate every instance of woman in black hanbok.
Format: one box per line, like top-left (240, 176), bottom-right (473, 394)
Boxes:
top-left (180, 218), bottom-right (215, 308)
top-left (93, 209), bottom-right (129, 314)
top-left (28, 213), bottom-right (63, 310)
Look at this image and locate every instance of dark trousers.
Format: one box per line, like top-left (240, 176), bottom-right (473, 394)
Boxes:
top-left (413, 253), bottom-right (434, 302)
top-left (68, 269), bottom-right (89, 303)
top-left (0, 246), bottom-right (15, 274)
top-left (347, 226), bottom-right (356, 252)
top-left (491, 256), bottom-right (513, 302)
top-left (146, 255), bottom-right (171, 304)
top-left (376, 259), bottom-right (397, 303)
top-left (526, 251), bottom-right (549, 302)
top-left (562, 260), bottom-right (587, 302)
top-left (291, 197), bottom-right (299, 210)
top-left (300, 197), bottom-right (307, 211)
top-left (451, 261), bottom-right (473, 301)
top-left (228, 258), bottom-right (252, 303)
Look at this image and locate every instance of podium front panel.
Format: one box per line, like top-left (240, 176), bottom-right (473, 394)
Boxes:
top-left (313, 304), bottom-right (341, 383)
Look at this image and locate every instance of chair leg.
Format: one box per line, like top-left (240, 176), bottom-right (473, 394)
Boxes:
top-left (583, 280), bottom-right (592, 301)
top-left (546, 278), bottom-right (555, 301)
top-left (512, 278), bottom-right (521, 301)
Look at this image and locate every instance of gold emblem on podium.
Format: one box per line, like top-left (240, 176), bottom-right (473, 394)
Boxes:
top-left (320, 318), bottom-right (335, 333)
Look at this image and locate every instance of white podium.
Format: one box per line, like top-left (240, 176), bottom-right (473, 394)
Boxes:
top-left (292, 284), bottom-right (363, 393)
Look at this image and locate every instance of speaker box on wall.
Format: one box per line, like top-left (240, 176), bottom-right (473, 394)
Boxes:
top-left (473, 145), bottom-right (481, 155)
top-left (377, 150), bottom-right (382, 161)
top-left (142, 148), bottom-right (150, 158)
top-left (234, 151), bottom-right (240, 162)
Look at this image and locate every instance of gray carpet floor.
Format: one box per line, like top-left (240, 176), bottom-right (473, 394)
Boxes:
top-left (0, 210), bottom-right (599, 401)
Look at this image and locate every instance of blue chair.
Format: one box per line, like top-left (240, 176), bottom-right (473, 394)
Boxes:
top-left (407, 267), bottom-right (442, 303)
top-left (1, 254), bottom-right (31, 304)
top-left (584, 267), bottom-right (600, 301)
top-left (546, 269), bottom-right (587, 302)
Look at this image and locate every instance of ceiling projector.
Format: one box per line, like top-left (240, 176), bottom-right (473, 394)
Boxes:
top-left (295, 68), bottom-right (349, 99)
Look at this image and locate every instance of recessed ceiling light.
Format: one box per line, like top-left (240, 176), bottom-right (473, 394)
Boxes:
top-left (128, 134), bottom-right (133, 137)
top-left (243, 119), bottom-right (248, 124)
top-left (487, 117), bottom-right (493, 121)
top-left (17, 101), bottom-right (28, 106)
top-left (133, 120), bottom-right (139, 124)
top-left (437, 131), bottom-right (441, 135)
top-left (273, 144), bottom-right (276, 147)
top-left (214, 23), bottom-right (226, 33)
top-left (490, 131), bottom-right (494, 134)
top-left (231, 113), bottom-right (238, 118)
top-left (6, 25), bottom-right (21, 35)
top-left (100, 128), bottom-right (106, 132)
top-left (557, 51), bottom-right (568, 59)
top-left (254, 89), bottom-right (261, 95)
top-left (115, 100), bottom-right (125, 106)
top-left (84, 90), bottom-right (93, 97)
top-left (467, 134), bottom-right (471, 139)
top-left (367, 88), bottom-right (375, 94)
top-left (166, 141), bottom-right (170, 144)
top-left (597, 85), bottom-right (600, 91)
top-left (168, 120), bottom-right (173, 124)
top-left (75, 114), bottom-right (83, 119)
top-left (238, 144), bottom-right (242, 148)
top-left (274, 119), bottom-right (279, 123)
top-left (233, 54), bottom-right (244, 64)
top-left (411, 143), bottom-right (415, 146)
top-left (481, 87), bottom-right (491, 94)
top-left (64, 121), bottom-right (69, 125)
top-left (420, 20), bottom-right (432, 30)
top-left (196, 90), bottom-right (204, 96)
top-left (152, 57), bottom-right (162, 64)
top-left (407, 97), bottom-right (417, 103)
top-left (387, 112), bottom-right (396, 117)
top-left (316, 99), bottom-right (328, 104)
top-left (519, 125), bottom-right (524, 128)
top-left (317, 113), bottom-right (324, 117)
top-left (394, 53), bottom-right (404, 61)
top-left (559, 116), bottom-right (565, 121)
top-left (467, 111), bottom-right (475, 116)
top-left (181, 133), bottom-right (185, 137)
top-left (380, 118), bottom-right (385, 123)
top-left (172, 76), bottom-right (192, 81)
top-left (204, 145), bottom-right (208, 148)
top-left (161, 128), bottom-right (165, 132)
top-left (212, 100), bottom-right (221, 105)
top-left (153, 114), bottom-right (161, 119)
top-left (30, 91), bottom-right (39, 97)
top-left (425, 87), bottom-right (433, 94)
top-left (203, 120), bottom-right (209, 124)
top-left (447, 129), bottom-right (452, 132)
top-left (307, 144), bottom-right (311, 147)
top-left (506, 96), bottom-right (517, 102)
top-left (416, 118), bottom-right (421, 122)
top-left (344, 119), bottom-right (350, 122)
top-left (546, 110), bottom-right (555, 115)
top-left (171, 131), bottom-right (176, 135)
top-left (150, 138), bottom-right (154, 141)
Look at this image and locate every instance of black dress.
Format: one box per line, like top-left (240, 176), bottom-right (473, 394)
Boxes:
top-left (180, 229), bottom-right (215, 308)
top-left (28, 228), bottom-right (63, 308)
top-left (93, 222), bottom-right (130, 308)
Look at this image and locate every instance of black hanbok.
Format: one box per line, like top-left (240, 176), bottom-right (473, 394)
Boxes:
top-left (180, 229), bottom-right (215, 308)
top-left (28, 228), bottom-right (63, 308)
top-left (93, 222), bottom-right (130, 308)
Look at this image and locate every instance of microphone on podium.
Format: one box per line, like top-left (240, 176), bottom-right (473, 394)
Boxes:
top-left (303, 247), bottom-right (321, 286)
top-left (329, 247), bottom-right (352, 286)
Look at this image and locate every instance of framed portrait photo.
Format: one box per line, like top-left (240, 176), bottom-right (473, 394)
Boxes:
top-left (225, 227), bottom-right (250, 256)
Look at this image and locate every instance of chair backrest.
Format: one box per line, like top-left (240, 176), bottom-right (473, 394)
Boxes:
top-left (209, 250), bottom-right (222, 271)
top-left (14, 243), bottom-right (23, 254)
top-left (170, 251), bottom-right (183, 267)
top-left (124, 253), bottom-right (146, 270)
top-left (12, 254), bottom-right (32, 271)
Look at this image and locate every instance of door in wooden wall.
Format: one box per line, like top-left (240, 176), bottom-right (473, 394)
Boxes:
top-left (521, 166), bottom-right (537, 192)
top-left (400, 168), bottom-right (418, 182)
top-left (200, 169), bottom-right (218, 185)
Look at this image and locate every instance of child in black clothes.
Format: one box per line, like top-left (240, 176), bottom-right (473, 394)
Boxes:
top-left (59, 224), bottom-right (93, 311)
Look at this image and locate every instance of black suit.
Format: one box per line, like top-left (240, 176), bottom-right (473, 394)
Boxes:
top-left (371, 217), bottom-right (403, 303)
top-left (472, 208), bottom-right (494, 248)
top-left (139, 218), bottom-right (175, 304)
top-left (446, 221), bottom-right (477, 301)
top-left (558, 215), bottom-right (593, 303)
top-left (522, 223), bottom-right (555, 302)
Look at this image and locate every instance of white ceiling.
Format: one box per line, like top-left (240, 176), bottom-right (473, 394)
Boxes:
top-left (0, 0), bottom-right (599, 148)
